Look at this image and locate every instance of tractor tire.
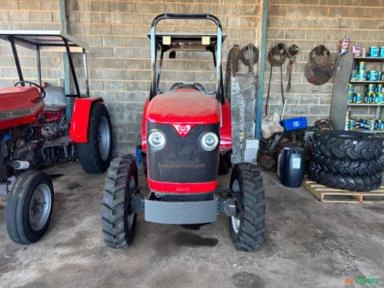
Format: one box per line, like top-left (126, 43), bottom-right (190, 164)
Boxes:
top-left (101, 155), bottom-right (138, 248)
top-left (229, 163), bottom-right (265, 251)
top-left (77, 103), bottom-right (112, 174)
top-left (310, 162), bottom-right (382, 191)
top-left (312, 154), bottom-right (384, 176)
top-left (6, 170), bottom-right (54, 244)
top-left (313, 131), bottom-right (383, 160)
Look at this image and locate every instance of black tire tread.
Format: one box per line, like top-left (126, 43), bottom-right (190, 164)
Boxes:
top-left (313, 131), bottom-right (383, 160)
top-left (312, 154), bottom-right (384, 176)
top-left (229, 163), bottom-right (265, 252)
top-left (77, 103), bottom-right (112, 174)
top-left (310, 162), bottom-right (382, 191)
top-left (6, 170), bottom-right (54, 244)
top-left (101, 155), bottom-right (137, 248)
top-left (6, 171), bottom-right (36, 244)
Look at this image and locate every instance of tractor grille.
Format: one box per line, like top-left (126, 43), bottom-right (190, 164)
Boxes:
top-left (147, 122), bottom-right (219, 183)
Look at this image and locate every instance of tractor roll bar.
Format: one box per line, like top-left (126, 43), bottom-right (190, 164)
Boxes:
top-left (0, 31), bottom-right (89, 98)
top-left (149, 14), bottom-right (223, 100)
top-left (150, 14), bottom-right (222, 29)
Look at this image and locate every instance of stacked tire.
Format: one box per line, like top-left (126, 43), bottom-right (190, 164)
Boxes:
top-left (310, 131), bottom-right (384, 191)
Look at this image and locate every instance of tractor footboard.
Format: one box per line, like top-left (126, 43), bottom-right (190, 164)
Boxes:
top-left (144, 198), bottom-right (217, 224)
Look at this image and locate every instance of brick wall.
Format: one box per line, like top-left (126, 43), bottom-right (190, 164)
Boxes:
top-left (68, 0), bottom-right (260, 155)
top-left (1, 0), bottom-right (384, 154)
top-left (0, 1), bottom-right (61, 86)
top-left (266, 0), bottom-right (384, 124)
top-left (0, 0), bottom-right (260, 155)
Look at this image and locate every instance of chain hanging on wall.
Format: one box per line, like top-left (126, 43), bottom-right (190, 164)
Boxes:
top-left (265, 43), bottom-right (287, 116)
top-left (285, 44), bottom-right (300, 93)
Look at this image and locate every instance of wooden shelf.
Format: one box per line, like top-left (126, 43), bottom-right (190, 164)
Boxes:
top-left (303, 179), bottom-right (384, 203)
top-left (347, 103), bottom-right (384, 106)
top-left (331, 52), bottom-right (384, 130)
top-left (354, 57), bottom-right (384, 62)
top-left (350, 80), bottom-right (384, 84)
top-left (348, 129), bottom-right (384, 134)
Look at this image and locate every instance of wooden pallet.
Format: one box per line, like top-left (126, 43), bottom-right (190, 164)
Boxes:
top-left (303, 180), bottom-right (384, 203)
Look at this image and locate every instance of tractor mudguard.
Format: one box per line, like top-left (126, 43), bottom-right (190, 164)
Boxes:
top-left (69, 98), bottom-right (104, 143)
top-left (219, 98), bottom-right (232, 151)
top-left (141, 97), bottom-right (150, 153)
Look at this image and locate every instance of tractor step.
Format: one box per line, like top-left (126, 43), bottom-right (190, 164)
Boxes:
top-left (303, 179), bottom-right (384, 203)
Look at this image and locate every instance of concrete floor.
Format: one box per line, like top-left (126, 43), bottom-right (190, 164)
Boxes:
top-left (0, 162), bottom-right (383, 288)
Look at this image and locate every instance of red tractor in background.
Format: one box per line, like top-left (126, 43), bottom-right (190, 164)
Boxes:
top-left (0, 31), bottom-right (112, 244)
top-left (101, 14), bottom-right (265, 251)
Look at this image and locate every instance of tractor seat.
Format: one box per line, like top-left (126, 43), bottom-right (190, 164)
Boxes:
top-left (43, 86), bottom-right (66, 111)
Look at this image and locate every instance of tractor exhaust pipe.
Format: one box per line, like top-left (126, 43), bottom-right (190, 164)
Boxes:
top-left (12, 161), bottom-right (30, 170)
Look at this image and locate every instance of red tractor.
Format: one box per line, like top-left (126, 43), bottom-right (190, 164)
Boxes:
top-left (101, 14), bottom-right (265, 251)
top-left (0, 31), bottom-right (112, 244)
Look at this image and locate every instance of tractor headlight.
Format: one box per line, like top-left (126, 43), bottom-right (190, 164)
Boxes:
top-left (200, 132), bottom-right (219, 151)
top-left (148, 129), bottom-right (166, 151)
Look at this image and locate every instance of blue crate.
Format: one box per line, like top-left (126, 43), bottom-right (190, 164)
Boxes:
top-left (280, 117), bottom-right (308, 131)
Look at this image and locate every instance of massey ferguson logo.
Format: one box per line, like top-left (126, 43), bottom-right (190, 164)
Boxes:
top-left (173, 124), bottom-right (192, 136)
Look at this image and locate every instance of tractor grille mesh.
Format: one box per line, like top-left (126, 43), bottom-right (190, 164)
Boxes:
top-left (147, 122), bottom-right (219, 183)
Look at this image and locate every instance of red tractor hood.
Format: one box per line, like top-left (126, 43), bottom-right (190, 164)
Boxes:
top-left (146, 89), bottom-right (220, 124)
top-left (0, 87), bottom-right (44, 130)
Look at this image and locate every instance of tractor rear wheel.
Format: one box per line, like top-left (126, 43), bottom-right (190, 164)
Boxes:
top-left (6, 171), bottom-right (54, 244)
top-left (77, 103), bottom-right (112, 173)
top-left (229, 163), bottom-right (265, 251)
top-left (101, 155), bottom-right (138, 248)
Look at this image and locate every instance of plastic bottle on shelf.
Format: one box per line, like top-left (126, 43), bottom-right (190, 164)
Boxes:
top-left (345, 110), bottom-right (351, 130)
top-left (369, 119), bottom-right (375, 131)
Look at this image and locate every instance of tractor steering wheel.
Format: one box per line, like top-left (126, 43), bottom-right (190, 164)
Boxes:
top-left (169, 82), bottom-right (184, 91)
top-left (170, 82), bottom-right (206, 93)
top-left (14, 81), bottom-right (46, 99)
top-left (192, 83), bottom-right (206, 93)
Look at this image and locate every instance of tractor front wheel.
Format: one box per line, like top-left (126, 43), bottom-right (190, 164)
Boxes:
top-left (229, 163), bottom-right (265, 251)
top-left (77, 103), bottom-right (112, 173)
top-left (6, 171), bottom-right (54, 244)
top-left (101, 155), bottom-right (138, 248)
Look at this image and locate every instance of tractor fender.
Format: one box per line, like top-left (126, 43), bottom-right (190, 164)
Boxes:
top-left (141, 97), bottom-right (150, 153)
top-left (69, 98), bottom-right (104, 143)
